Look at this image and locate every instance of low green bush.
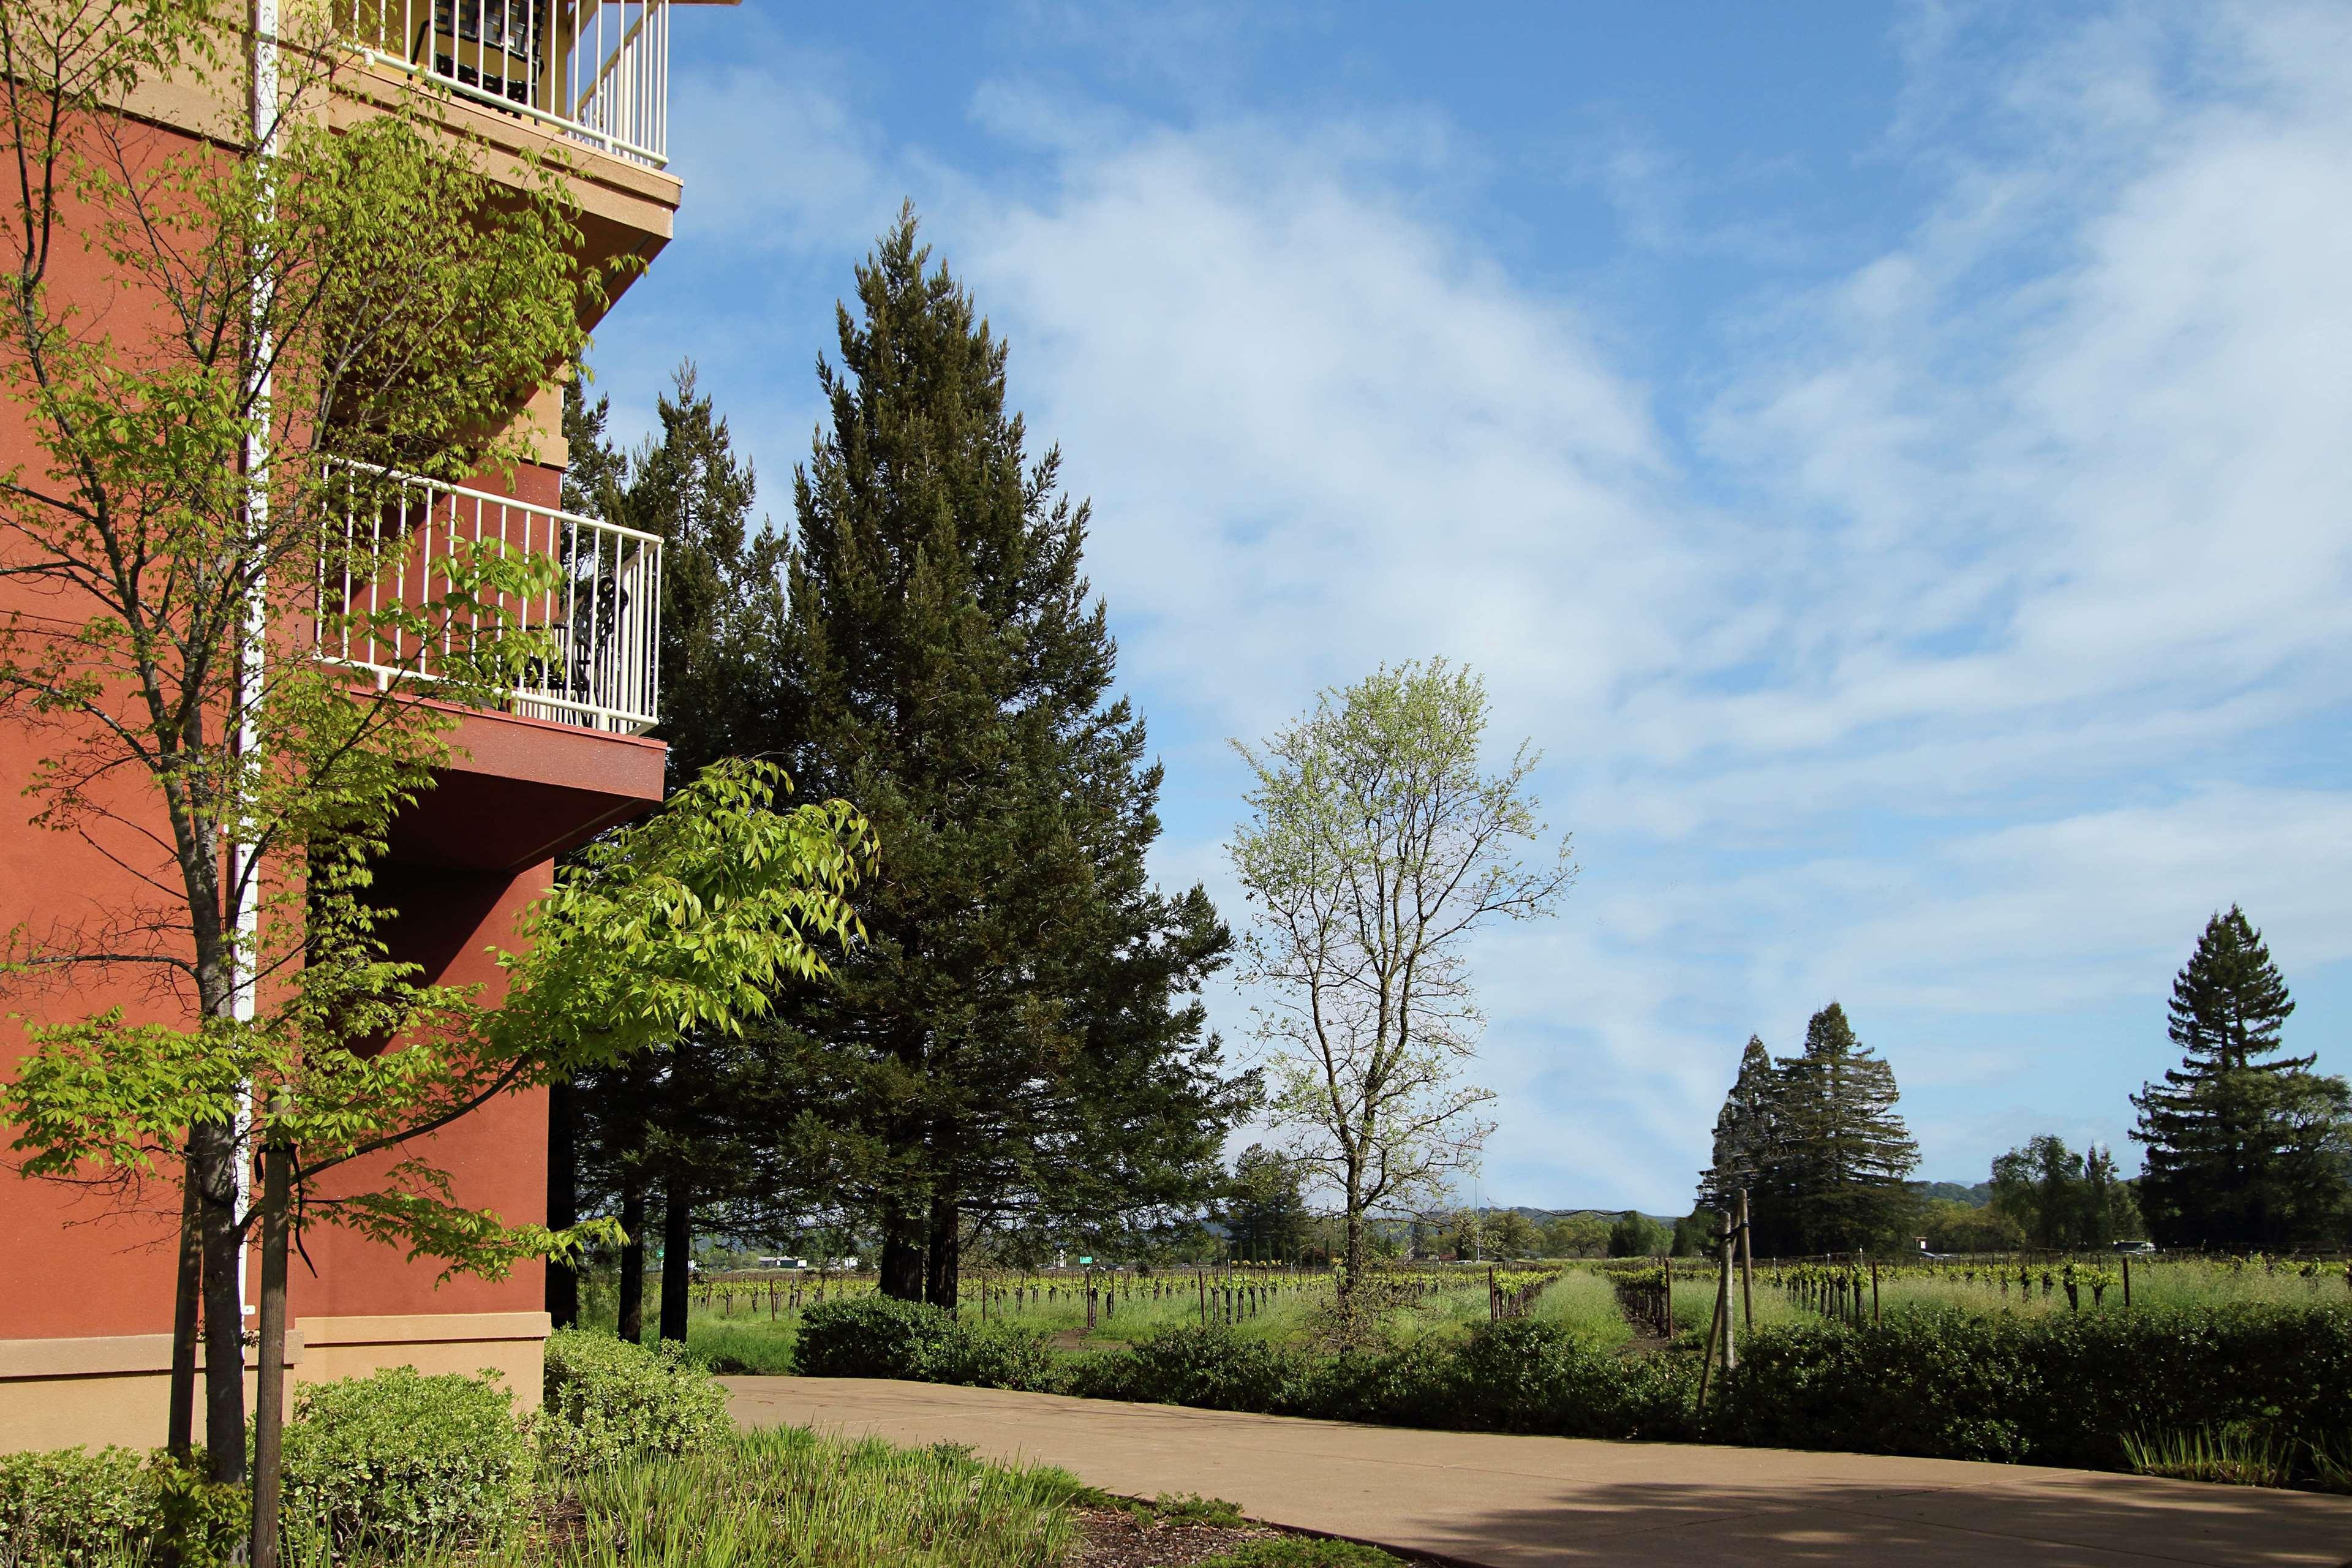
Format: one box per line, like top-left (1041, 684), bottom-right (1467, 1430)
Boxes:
top-left (0, 1448), bottom-right (246, 1568)
top-left (793, 1297), bottom-right (1056, 1390)
top-left (538, 1327), bottom-right (733, 1472)
top-left (1717, 1304), bottom-right (2352, 1471)
top-left (279, 1366), bottom-right (531, 1558)
top-left (1064, 1325), bottom-right (1306, 1411)
top-left (0, 1447), bottom-right (157, 1567)
top-left (839, 1300), bottom-right (2352, 1482)
top-left (794, 1296), bottom-right (956, 1379)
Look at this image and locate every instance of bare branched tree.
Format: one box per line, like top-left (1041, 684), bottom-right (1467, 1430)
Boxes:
top-left (1229, 659), bottom-right (1572, 1295)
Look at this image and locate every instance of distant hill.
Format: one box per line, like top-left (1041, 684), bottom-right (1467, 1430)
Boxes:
top-left (1917, 1181), bottom-right (1992, 1207)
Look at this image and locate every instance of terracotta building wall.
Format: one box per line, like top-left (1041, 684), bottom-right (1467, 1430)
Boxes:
top-left (0, 74), bottom-right (675, 1451)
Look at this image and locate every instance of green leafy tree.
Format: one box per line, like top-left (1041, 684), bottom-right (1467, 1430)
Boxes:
top-left (1990, 1135), bottom-right (2086, 1249)
top-left (1988, 1134), bottom-right (2143, 1249)
top-left (1606, 1210), bottom-right (1669, 1257)
top-left (1770, 1003), bottom-right (1920, 1253)
top-left (769, 211), bottom-right (1251, 1305)
top-left (1919, 1197), bottom-right (2024, 1253)
top-left (1539, 1213), bottom-right (1610, 1257)
top-left (2081, 1145), bottom-right (2143, 1246)
top-left (1224, 1144), bottom-right (1311, 1262)
top-left (1669, 1208), bottom-right (1715, 1258)
top-left (1231, 659), bottom-right (1573, 1296)
top-left (556, 363), bottom-right (796, 1341)
top-left (1490, 1209), bottom-right (1537, 1257)
top-left (0, 1), bottom-right (603, 1504)
top-left (2133, 908), bottom-right (2351, 1248)
top-left (10, 758), bottom-right (872, 1561)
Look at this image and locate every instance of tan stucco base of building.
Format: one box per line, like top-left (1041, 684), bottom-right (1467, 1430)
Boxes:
top-left (0, 1312), bottom-right (551, 1454)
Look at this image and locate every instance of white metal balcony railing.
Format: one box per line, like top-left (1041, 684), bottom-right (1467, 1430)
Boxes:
top-left (343, 1), bottom-right (671, 168)
top-left (320, 467), bottom-right (663, 735)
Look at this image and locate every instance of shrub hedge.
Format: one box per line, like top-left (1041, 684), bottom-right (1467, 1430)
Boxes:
top-left (1716, 1305), bottom-right (2352, 1469)
top-left (0, 1334), bottom-right (742, 1564)
top-left (0, 1446), bottom-right (247, 1568)
top-left (538, 1327), bottom-right (734, 1473)
top-left (794, 1297), bottom-right (1057, 1390)
top-left (279, 1367), bottom-right (531, 1558)
top-left (805, 1301), bottom-right (2352, 1476)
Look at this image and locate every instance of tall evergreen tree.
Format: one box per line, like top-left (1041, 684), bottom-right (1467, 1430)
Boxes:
top-left (1224, 1145), bottom-right (1311, 1263)
top-left (1773, 1003), bottom-right (1920, 1253)
top-left (2133, 908), bottom-right (2350, 1248)
top-left (559, 365), bottom-right (804, 1337)
top-left (1699, 1034), bottom-right (1778, 1214)
top-left (770, 210), bottom-right (1250, 1305)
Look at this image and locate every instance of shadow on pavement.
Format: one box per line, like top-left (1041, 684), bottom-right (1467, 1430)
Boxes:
top-left (1404, 1472), bottom-right (2352, 1568)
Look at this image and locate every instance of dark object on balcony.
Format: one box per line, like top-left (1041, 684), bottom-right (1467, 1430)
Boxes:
top-left (420, 0), bottom-right (548, 110)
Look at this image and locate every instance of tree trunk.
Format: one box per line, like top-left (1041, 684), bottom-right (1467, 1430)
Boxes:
top-left (658, 1169), bottom-right (692, 1343)
top-left (1340, 1166), bottom-right (1366, 1301)
top-left (924, 1193), bottom-right (960, 1310)
top-left (878, 1212), bottom-right (925, 1302)
top-left (249, 1135), bottom-right (293, 1568)
top-left (167, 1161), bottom-right (203, 1461)
top-left (617, 1178), bottom-right (646, 1343)
top-left (191, 1116), bottom-right (247, 1483)
top-left (545, 1079), bottom-right (578, 1329)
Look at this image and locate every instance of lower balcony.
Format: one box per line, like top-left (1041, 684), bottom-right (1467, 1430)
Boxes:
top-left (320, 466), bottom-right (663, 737)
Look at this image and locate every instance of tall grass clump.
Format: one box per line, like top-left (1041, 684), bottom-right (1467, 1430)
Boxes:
top-left (2120, 1427), bottom-right (2294, 1488)
top-left (478, 1425), bottom-right (1088, 1567)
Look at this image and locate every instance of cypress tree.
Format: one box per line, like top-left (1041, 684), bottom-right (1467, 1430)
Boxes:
top-left (1699, 1033), bottom-right (1778, 1220)
top-left (771, 210), bottom-right (1249, 1305)
top-left (1774, 1003), bottom-right (1919, 1253)
top-left (2133, 907), bottom-right (2350, 1248)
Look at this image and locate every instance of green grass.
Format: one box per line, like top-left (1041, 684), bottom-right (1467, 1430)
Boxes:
top-left (1833, 1260), bottom-right (2352, 1321)
top-left (2120, 1426), bottom-right (2296, 1488)
top-left (1531, 1267), bottom-right (1635, 1349)
top-left (49, 1427), bottom-right (1093, 1567)
top-left (1663, 1270), bottom-right (1809, 1343)
top-left (470, 1425), bottom-right (1088, 1567)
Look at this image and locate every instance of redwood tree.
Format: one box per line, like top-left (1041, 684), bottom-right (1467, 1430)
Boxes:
top-left (771, 210), bottom-right (1247, 1305)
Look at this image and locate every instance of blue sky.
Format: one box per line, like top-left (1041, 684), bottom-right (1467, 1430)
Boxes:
top-left (587, 2), bottom-right (2352, 1212)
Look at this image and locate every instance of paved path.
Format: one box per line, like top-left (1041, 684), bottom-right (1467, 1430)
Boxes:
top-left (726, 1377), bottom-right (2352, 1567)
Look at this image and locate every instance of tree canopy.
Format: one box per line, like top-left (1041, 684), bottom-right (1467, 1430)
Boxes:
top-left (758, 211), bottom-right (1250, 1305)
top-left (2133, 908), bottom-right (2350, 1248)
top-left (1702, 1005), bottom-right (1920, 1256)
top-left (1230, 658), bottom-right (1572, 1292)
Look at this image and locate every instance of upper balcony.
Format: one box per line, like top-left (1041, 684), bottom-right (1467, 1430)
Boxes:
top-left (339, 1), bottom-right (680, 168)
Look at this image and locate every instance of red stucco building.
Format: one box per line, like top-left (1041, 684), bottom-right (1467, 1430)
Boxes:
top-left (0, 1), bottom-right (726, 1451)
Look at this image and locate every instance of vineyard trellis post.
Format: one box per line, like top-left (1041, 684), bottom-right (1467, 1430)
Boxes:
top-left (1871, 1260), bottom-right (1880, 1326)
top-left (2122, 1253), bottom-right (2132, 1309)
top-left (1695, 1261), bottom-right (1722, 1414)
top-left (1716, 1208), bottom-right (1736, 1376)
top-left (1737, 1189), bottom-right (1755, 1334)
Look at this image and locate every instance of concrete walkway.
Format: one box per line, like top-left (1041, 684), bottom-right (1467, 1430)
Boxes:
top-left (726, 1377), bottom-right (2352, 1567)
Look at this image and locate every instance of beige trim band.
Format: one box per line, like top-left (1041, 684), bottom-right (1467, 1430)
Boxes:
top-left (0, 1333), bottom-right (302, 1381)
top-left (297, 1311), bottom-right (552, 1348)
